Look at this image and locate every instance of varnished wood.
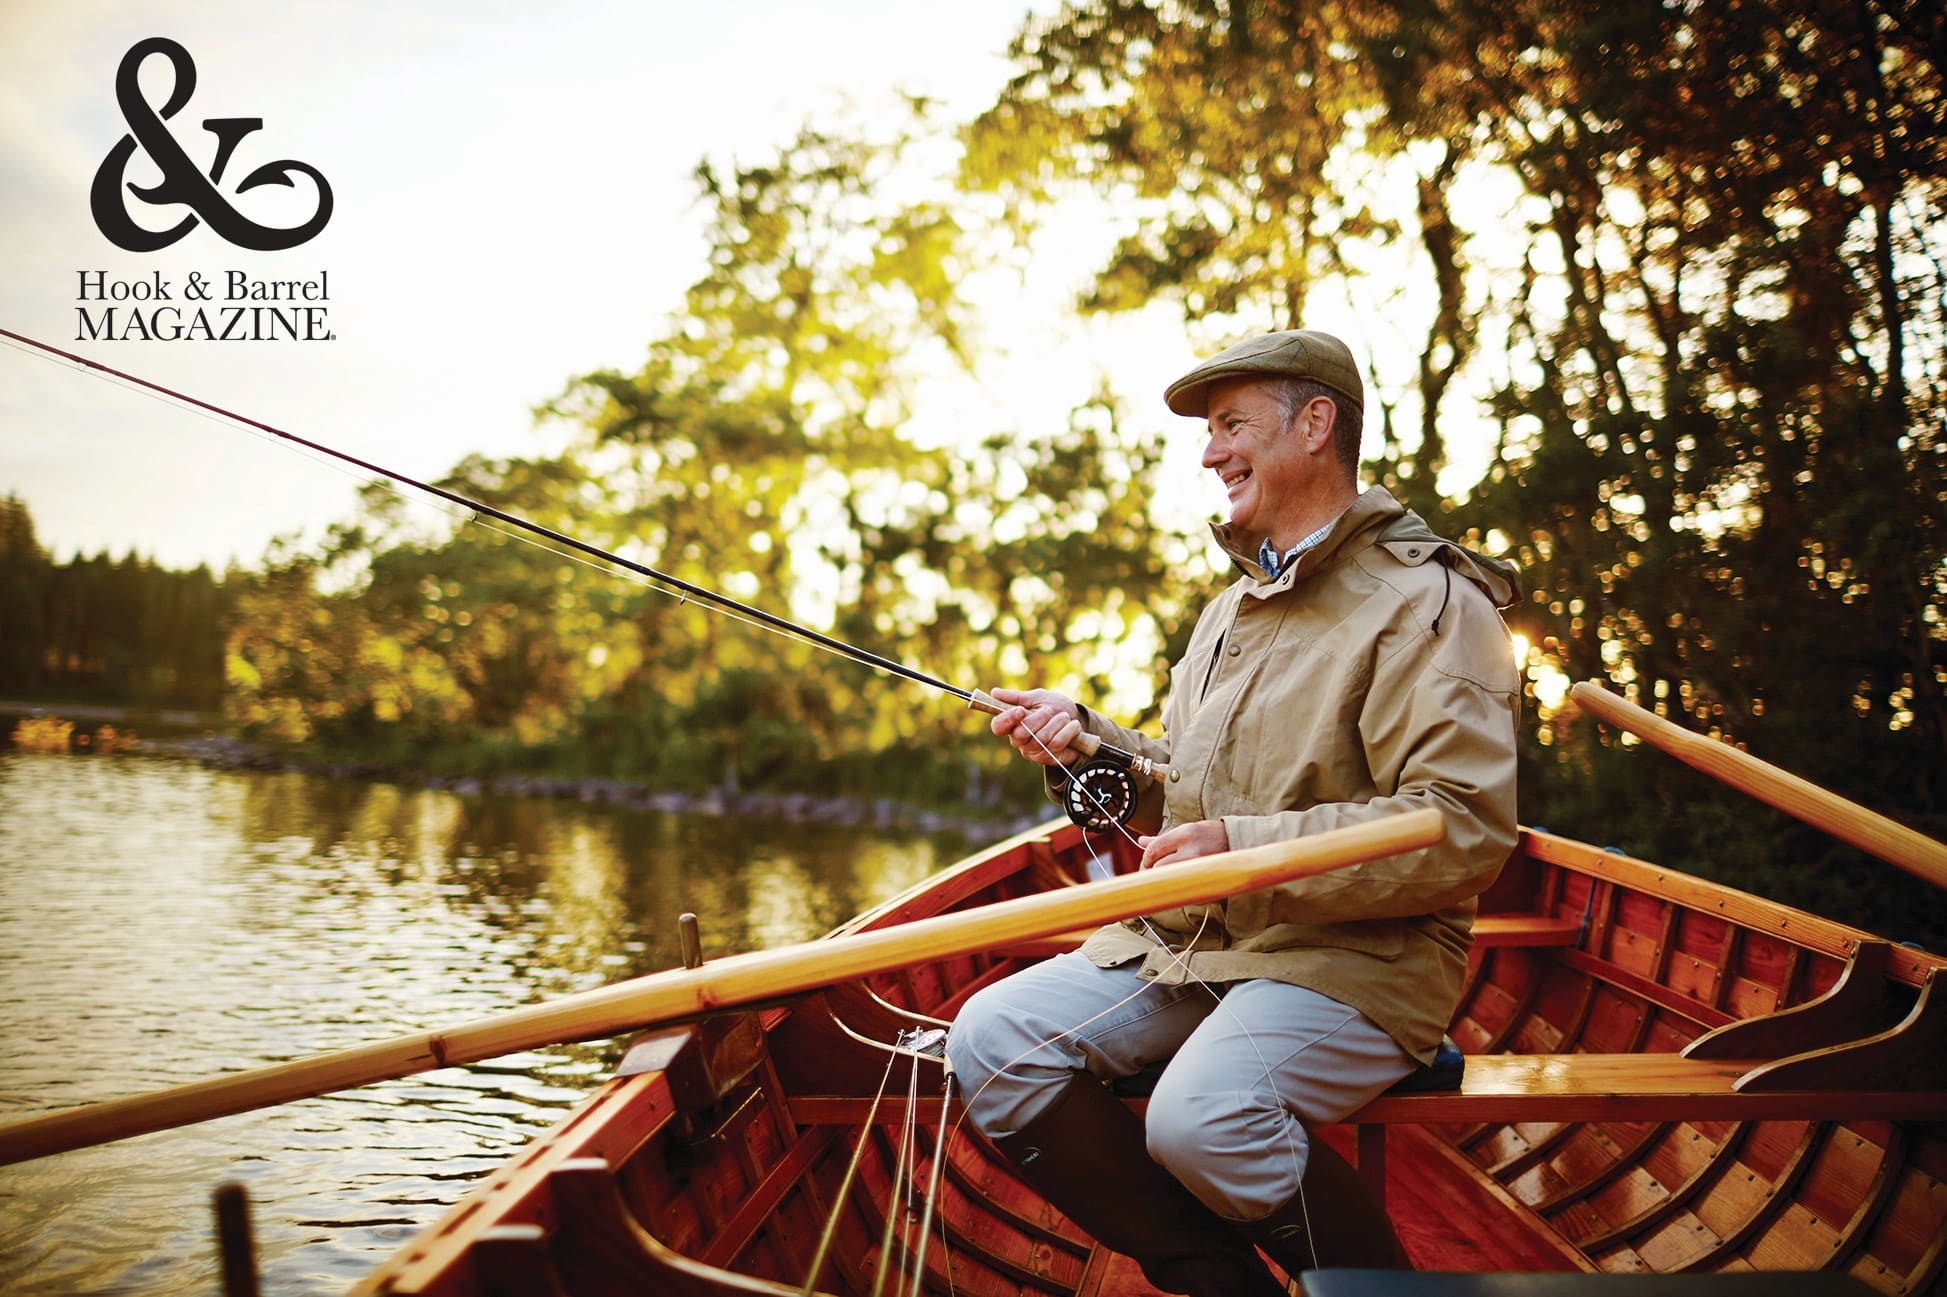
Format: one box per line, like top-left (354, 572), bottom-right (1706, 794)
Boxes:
top-left (474, 1226), bottom-right (571, 1297)
top-left (697, 1126), bottom-right (838, 1269)
top-left (1350, 1056), bottom-right (1947, 1124)
top-left (1738, 970), bottom-right (1947, 1094)
top-left (367, 1071), bottom-right (676, 1294)
top-left (785, 1050), bottom-right (1947, 1128)
top-left (1665, 1119), bottom-right (1825, 1273)
top-left (1392, 1124), bottom-right (1602, 1272)
top-left (1685, 942), bottom-right (1896, 1060)
top-left (1826, 1125), bottom-right (1907, 1274)
top-left (1357, 1124), bottom-right (1389, 1202)
top-left (545, 1159), bottom-right (818, 1296)
top-left (1477, 915), bottom-right (1587, 947)
top-left (1570, 680), bottom-right (1947, 892)
top-left (1619, 1120), bottom-right (1751, 1244)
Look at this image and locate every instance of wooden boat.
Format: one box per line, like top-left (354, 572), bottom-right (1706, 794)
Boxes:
top-left (350, 808), bottom-right (1947, 1296)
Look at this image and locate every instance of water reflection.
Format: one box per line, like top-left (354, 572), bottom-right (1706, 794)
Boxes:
top-left (0, 753), bottom-right (970, 1295)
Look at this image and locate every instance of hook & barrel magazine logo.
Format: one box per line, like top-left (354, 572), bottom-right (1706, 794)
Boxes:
top-left (77, 36), bottom-right (336, 343)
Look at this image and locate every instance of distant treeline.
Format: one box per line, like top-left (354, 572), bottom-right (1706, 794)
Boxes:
top-left (0, 495), bottom-right (230, 711)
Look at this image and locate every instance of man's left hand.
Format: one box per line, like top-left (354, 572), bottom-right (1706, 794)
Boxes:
top-left (1136, 820), bottom-right (1229, 869)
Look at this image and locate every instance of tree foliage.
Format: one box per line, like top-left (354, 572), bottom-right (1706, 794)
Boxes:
top-left (219, 113), bottom-right (1211, 807)
top-left (968, 0), bottom-right (1947, 939)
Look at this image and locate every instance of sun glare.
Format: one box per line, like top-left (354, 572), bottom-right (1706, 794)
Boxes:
top-left (1512, 633), bottom-right (1572, 711)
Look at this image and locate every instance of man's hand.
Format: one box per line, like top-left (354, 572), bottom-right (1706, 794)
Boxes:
top-left (989, 687), bottom-right (1084, 767)
top-left (1136, 820), bottom-right (1229, 869)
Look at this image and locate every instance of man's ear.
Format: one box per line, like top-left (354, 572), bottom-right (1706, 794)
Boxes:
top-left (1301, 396), bottom-right (1338, 454)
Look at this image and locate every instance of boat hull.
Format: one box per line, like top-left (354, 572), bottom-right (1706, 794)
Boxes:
top-left (353, 822), bottom-right (1947, 1296)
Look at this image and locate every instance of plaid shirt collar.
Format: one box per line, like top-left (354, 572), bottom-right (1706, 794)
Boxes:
top-left (1257, 518), bottom-right (1337, 580)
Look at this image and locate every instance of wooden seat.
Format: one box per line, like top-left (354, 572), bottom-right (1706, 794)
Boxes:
top-left (1471, 914), bottom-right (1584, 947)
top-left (1344, 1052), bottom-right (1947, 1126)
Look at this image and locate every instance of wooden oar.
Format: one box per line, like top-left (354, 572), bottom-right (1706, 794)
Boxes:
top-left (1570, 680), bottom-right (1947, 891)
top-left (0, 808), bottom-right (1443, 1166)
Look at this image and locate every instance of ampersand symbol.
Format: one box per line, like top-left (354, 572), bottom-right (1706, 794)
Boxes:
top-left (90, 37), bottom-right (333, 253)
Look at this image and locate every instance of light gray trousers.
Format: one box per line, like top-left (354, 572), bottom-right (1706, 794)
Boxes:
top-left (945, 950), bottom-right (1415, 1222)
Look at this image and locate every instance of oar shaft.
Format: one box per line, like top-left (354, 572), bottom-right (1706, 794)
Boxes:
top-left (0, 810), bottom-right (1444, 1166)
top-left (1570, 680), bottom-right (1947, 890)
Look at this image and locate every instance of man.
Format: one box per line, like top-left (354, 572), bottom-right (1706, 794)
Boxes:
top-left (945, 329), bottom-right (1521, 1294)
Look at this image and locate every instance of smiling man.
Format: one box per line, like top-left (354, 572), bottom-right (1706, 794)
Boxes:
top-left (946, 329), bottom-right (1523, 1294)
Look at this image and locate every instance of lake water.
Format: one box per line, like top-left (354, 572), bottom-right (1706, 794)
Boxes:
top-left (0, 753), bottom-right (974, 1295)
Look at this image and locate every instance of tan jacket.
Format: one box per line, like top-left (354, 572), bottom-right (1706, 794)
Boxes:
top-left (1075, 487), bottom-right (1521, 1063)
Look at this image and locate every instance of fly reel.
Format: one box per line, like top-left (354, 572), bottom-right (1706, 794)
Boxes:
top-left (1058, 758), bottom-right (1141, 832)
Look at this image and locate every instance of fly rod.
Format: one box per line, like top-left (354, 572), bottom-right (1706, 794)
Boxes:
top-left (0, 327), bottom-right (1167, 826)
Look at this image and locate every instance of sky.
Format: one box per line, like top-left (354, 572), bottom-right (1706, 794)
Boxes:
top-left (0, 0), bottom-right (1179, 571)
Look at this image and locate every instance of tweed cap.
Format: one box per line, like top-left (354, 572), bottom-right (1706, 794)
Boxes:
top-left (1164, 329), bottom-right (1364, 417)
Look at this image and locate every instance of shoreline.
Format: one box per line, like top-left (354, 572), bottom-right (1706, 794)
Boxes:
top-left (130, 734), bottom-right (1046, 841)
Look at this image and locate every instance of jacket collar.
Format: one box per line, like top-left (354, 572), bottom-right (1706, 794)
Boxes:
top-left (1210, 486), bottom-right (1522, 609)
top-left (1211, 486), bottom-right (1403, 585)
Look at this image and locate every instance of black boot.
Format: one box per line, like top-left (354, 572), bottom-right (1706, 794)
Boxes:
top-left (991, 1073), bottom-right (1288, 1297)
top-left (1238, 1136), bottom-right (1409, 1277)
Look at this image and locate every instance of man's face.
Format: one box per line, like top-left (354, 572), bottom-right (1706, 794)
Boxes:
top-left (1199, 377), bottom-right (1326, 541)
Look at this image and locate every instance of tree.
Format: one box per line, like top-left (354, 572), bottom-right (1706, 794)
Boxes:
top-left (966, 0), bottom-right (1947, 939)
top-left (0, 495), bottom-right (50, 695)
top-left (550, 111), bottom-right (1209, 798)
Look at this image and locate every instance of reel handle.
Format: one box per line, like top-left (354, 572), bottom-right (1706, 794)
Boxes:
top-left (967, 688), bottom-right (1176, 783)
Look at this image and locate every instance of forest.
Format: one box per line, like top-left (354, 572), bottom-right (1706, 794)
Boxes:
top-left (7, 0), bottom-right (1943, 943)
top-left (0, 494), bottom-right (229, 712)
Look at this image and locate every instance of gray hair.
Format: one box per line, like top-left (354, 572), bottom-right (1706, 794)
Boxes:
top-left (1264, 377), bottom-right (1363, 481)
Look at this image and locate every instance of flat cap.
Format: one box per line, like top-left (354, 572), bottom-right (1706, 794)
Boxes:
top-left (1164, 329), bottom-right (1364, 417)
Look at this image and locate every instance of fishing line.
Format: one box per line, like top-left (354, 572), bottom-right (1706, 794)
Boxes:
top-left (907, 1070), bottom-right (952, 1297)
top-left (802, 1046), bottom-right (901, 1297)
top-left (8, 327), bottom-right (1317, 1246)
top-left (20, 326), bottom-right (882, 683)
top-left (870, 1052), bottom-right (919, 1297)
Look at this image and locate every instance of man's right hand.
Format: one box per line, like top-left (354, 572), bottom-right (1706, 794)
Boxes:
top-left (989, 687), bottom-right (1085, 767)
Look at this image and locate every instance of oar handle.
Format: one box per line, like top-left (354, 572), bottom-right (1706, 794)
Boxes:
top-left (967, 688), bottom-right (1174, 781)
top-left (1570, 680), bottom-right (1947, 891)
top-left (0, 809), bottom-right (1443, 1166)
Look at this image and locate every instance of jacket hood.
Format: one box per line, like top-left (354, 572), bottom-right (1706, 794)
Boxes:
top-left (1374, 506), bottom-right (1522, 611)
top-left (1212, 486), bottom-right (1521, 610)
